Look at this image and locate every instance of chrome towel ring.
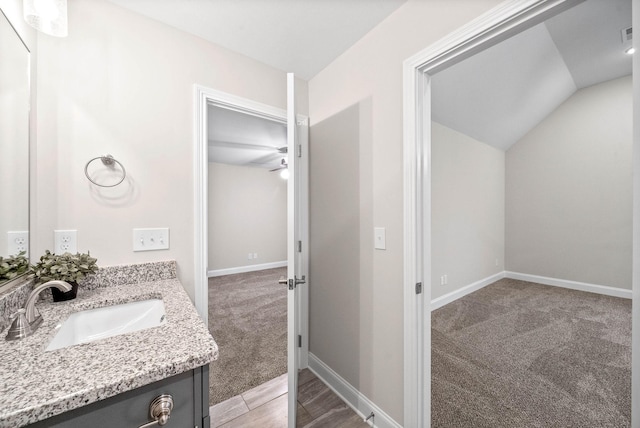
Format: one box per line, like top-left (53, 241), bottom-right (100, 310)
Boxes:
top-left (84, 154), bottom-right (126, 187)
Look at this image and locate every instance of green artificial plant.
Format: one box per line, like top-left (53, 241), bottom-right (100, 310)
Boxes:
top-left (0, 251), bottom-right (31, 281)
top-left (32, 250), bottom-right (99, 283)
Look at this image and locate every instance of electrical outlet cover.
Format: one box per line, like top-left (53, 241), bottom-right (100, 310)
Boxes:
top-left (54, 230), bottom-right (77, 254)
top-left (7, 231), bottom-right (29, 256)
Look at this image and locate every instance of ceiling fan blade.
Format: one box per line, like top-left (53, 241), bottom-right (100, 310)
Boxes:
top-left (209, 139), bottom-right (282, 152)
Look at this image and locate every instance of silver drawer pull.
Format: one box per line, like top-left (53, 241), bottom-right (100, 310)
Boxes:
top-left (138, 394), bottom-right (174, 428)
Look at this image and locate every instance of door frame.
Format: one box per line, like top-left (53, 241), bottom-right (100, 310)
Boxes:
top-left (400, 0), bottom-right (612, 425)
top-left (193, 84), bottom-right (309, 369)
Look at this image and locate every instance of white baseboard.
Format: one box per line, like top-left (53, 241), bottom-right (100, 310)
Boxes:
top-left (308, 353), bottom-right (401, 428)
top-left (207, 261), bottom-right (287, 277)
top-left (505, 271), bottom-right (632, 299)
top-left (431, 271), bottom-right (505, 311)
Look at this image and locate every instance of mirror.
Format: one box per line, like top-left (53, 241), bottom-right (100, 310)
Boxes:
top-left (0, 9), bottom-right (30, 286)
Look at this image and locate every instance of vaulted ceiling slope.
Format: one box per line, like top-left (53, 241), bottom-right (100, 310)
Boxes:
top-left (107, 0), bottom-right (407, 80)
top-left (431, 0), bottom-right (632, 151)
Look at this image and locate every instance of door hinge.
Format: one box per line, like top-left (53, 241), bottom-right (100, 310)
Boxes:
top-left (298, 335), bottom-right (302, 348)
top-left (297, 240), bottom-right (302, 252)
top-left (415, 282), bottom-right (423, 294)
top-left (297, 144), bottom-right (302, 158)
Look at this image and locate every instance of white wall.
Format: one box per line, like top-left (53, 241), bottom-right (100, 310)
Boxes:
top-left (431, 122), bottom-right (505, 300)
top-left (506, 76), bottom-right (633, 289)
top-left (208, 162), bottom-right (286, 271)
top-left (308, 0), bottom-right (503, 422)
top-left (35, 0), bottom-right (307, 300)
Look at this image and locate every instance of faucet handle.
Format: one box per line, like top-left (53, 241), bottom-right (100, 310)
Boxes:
top-left (5, 309), bottom-right (33, 341)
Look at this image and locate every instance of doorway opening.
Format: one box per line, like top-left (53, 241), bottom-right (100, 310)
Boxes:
top-left (193, 84), bottom-right (311, 427)
top-left (403, 0), bottom-right (636, 426)
top-left (193, 87), bottom-right (290, 409)
top-left (206, 104), bottom-right (289, 408)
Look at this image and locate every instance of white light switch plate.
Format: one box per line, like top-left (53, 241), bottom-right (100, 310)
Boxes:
top-left (133, 228), bottom-right (170, 252)
top-left (374, 227), bottom-right (386, 250)
top-left (54, 230), bottom-right (77, 254)
top-left (7, 231), bottom-right (29, 256)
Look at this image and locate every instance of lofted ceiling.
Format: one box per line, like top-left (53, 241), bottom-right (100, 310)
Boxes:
top-left (107, 0), bottom-right (407, 80)
top-left (431, 0), bottom-right (633, 151)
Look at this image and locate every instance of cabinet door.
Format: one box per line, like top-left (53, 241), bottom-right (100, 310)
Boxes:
top-left (28, 368), bottom-right (205, 428)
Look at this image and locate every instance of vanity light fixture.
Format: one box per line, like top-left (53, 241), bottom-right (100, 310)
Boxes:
top-left (23, 0), bottom-right (67, 37)
top-left (625, 47), bottom-right (635, 55)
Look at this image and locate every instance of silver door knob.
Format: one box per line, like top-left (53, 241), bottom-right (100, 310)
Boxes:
top-left (278, 276), bottom-right (306, 290)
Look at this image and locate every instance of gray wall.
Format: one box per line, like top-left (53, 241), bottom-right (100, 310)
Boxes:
top-left (431, 122), bottom-right (505, 299)
top-left (506, 76), bottom-right (633, 289)
top-left (309, 100), bottom-right (374, 393)
top-left (208, 162), bottom-right (287, 271)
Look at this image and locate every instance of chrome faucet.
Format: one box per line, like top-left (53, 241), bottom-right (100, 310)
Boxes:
top-left (5, 280), bottom-right (72, 341)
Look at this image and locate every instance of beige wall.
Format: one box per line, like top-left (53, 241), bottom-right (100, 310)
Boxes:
top-left (308, 0), bottom-right (502, 422)
top-left (208, 162), bottom-right (286, 271)
top-left (35, 0), bottom-right (307, 300)
top-left (506, 76), bottom-right (633, 289)
top-left (431, 122), bottom-right (505, 300)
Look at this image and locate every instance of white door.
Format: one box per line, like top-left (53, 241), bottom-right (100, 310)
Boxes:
top-left (286, 72), bottom-right (308, 427)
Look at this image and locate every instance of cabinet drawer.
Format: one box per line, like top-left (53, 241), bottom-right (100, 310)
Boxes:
top-left (28, 370), bottom-right (197, 428)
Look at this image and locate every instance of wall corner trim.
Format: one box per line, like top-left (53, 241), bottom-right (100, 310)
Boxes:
top-left (505, 272), bottom-right (633, 299)
top-left (307, 353), bottom-right (402, 428)
top-left (207, 261), bottom-right (287, 277)
top-left (431, 272), bottom-right (506, 311)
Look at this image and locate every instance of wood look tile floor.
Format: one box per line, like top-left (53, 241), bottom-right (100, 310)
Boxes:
top-left (210, 369), bottom-right (369, 427)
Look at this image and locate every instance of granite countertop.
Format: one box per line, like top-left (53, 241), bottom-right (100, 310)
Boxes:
top-left (0, 276), bottom-right (218, 427)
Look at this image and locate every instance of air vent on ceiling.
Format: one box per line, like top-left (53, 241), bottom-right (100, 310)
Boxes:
top-left (621, 26), bottom-right (632, 43)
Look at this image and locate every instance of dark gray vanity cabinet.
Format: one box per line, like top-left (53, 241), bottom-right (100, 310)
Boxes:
top-left (27, 365), bottom-right (210, 428)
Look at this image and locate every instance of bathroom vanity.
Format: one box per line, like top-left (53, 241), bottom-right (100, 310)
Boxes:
top-left (0, 261), bottom-right (218, 428)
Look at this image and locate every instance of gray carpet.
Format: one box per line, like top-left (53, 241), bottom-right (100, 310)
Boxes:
top-left (432, 278), bottom-right (631, 427)
top-left (208, 267), bottom-right (287, 406)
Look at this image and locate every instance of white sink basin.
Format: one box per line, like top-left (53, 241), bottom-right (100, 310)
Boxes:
top-left (46, 299), bottom-right (167, 351)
